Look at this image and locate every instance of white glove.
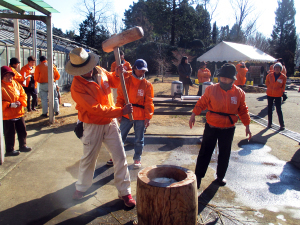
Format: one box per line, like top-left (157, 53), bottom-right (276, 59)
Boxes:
top-left (10, 103), bottom-right (18, 108)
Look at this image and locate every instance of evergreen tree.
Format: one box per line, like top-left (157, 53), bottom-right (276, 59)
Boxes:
top-left (270, 0), bottom-right (297, 76)
top-left (212, 22), bottom-right (218, 44)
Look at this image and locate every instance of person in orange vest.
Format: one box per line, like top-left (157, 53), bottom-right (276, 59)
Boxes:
top-left (9, 57), bottom-right (24, 84)
top-left (266, 62), bottom-right (287, 130)
top-left (34, 56), bottom-right (60, 117)
top-left (197, 61), bottom-right (211, 96)
top-left (1, 66), bottom-right (32, 157)
top-left (20, 56), bottom-right (38, 112)
top-left (234, 61), bottom-right (248, 86)
top-left (189, 63), bottom-right (252, 189)
top-left (110, 50), bottom-right (132, 75)
top-left (66, 47), bottom-right (136, 207)
top-left (269, 58), bottom-right (287, 76)
top-left (114, 59), bottom-right (154, 169)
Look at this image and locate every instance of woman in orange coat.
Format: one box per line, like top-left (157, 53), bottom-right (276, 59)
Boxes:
top-left (1, 66), bottom-right (32, 156)
top-left (116, 59), bottom-right (154, 169)
top-left (197, 61), bottom-right (211, 96)
top-left (189, 63), bottom-right (251, 189)
top-left (234, 62), bottom-right (248, 86)
top-left (266, 62), bottom-right (286, 130)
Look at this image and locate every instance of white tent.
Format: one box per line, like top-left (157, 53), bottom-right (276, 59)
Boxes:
top-left (197, 41), bottom-right (276, 63)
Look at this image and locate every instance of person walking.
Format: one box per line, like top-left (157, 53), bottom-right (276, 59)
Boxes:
top-left (66, 47), bottom-right (136, 207)
top-left (234, 61), bottom-right (248, 87)
top-left (1, 66), bottom-right (32, 156)
top-left (20, 56), bottom-right (38, 112)
top-left (189, 63), bottom-right (251, 189)
top-left (34, 56), bottom-right (60, 117)
top-left (115, 59), bottom-right (154, 169)
top-left (178, 56), bottom-right (192, 95)
top-left (266, 62), bottom-right (287, 130)
top-left (197, 61), bottom-right (211, 96)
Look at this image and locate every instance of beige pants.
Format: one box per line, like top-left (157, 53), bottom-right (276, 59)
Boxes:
top-left (76, 119), bottom-right (131, 196)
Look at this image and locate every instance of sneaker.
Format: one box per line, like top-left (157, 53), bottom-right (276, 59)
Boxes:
top-left (32, 108), bottom-right (37, 111)
top-left (73, 190), bottom-right (85, 200)
top-left (55, 111), bottom-right (60, 116)
top-left (120, 194), bottom-right (136, 207)
top-left (106, 159), bottom-right (113, 166)
top-left (41, 114), bottom-right (48, 117)
top-left (279, 127), bottom-right (285, 131)
top-left (215, 177), bottom-right (227, 186)
top-left (19, 146), bottom-right (32, 152)
top-left (134, 160), bottom-right (141, 168)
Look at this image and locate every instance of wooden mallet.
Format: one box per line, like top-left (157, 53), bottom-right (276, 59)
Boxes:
top-left (102, 26), bottom-right (144, 121)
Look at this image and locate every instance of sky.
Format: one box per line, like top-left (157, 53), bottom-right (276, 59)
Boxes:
top-left (44, 0), bottom-right (300, 38)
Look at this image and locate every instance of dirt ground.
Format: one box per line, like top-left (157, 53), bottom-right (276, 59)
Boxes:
top-left (24, 75), bottom-right (262, 128)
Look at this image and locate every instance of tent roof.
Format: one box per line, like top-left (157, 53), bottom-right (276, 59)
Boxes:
top-left (197, 41), bottom-right (276, 63)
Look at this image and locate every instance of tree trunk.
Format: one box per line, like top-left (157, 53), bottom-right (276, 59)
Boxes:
top-left (137, 165), bottom-right (198, 225)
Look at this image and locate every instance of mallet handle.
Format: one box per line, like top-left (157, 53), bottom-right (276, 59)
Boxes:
top-left (114, 48), bottom-right (133, 121)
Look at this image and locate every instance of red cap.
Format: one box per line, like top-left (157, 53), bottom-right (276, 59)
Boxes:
top-left (1, 66), bottom-right (15, 78)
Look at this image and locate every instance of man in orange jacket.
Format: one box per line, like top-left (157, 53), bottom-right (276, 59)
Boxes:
top-left (110, 50), bottom-right (132, 103)
top-left (66, 47), bottom-right (136, 207)
top-left (189, 63), bottom-right (251, 189)
top-left (234, 62), bottom-right (248, 86)
top-left (197, 61), bottom-right (211, 96)
top-left (269, 58), bottom-right (287, 76)
top-left (34, 56), bottom-right (60, 117)
top-left (20, 56), bottom-right (38, 112)
top-left (116, 59), bottom-right (154, 169)
top-left (1, 66), bottom-right (32, 156)
top-left (9, 57), bottom-right (24, 84)
top-left (266, 62), bottom-right (286, 130)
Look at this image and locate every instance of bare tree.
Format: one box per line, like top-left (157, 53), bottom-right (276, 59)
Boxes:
top-left (230, 0), bottom-right (258, 42)
top-left (246, 32), bottom-right (270, 53)
top-left (74, 0), bottom-right (113, 30)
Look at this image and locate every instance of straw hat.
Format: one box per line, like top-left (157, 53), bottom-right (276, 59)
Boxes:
top-left (65, 47), bottom-right (99, 76)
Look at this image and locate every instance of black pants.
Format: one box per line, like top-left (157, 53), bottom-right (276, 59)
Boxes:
top-left (197, 85), bottom-right (202, 96)
top-left (267, 96), bottom-right (284, 127)
top-left (3, 117), bottom-right (27, 152)
top-left (24, 87), bottom-right (37, 110)
top-left (195, 123), bottom-right (235, 181)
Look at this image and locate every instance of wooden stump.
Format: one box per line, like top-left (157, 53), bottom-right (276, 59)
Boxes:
top-left (137, 165), bottom-right (198, 225)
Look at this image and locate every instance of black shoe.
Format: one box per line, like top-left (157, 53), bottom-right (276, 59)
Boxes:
top-left (267, 124), bottom-right (272, 129)
top-left (55, 111), bottom-right (60, 116)
top-left (5, 150), bottom-right (20, 157)
top-left (215, 177), bottom-right (227, 186)
top-left (19, 146), bottom-right (32, 152)
top-left (279, 127), bottom-right (285, 131)
top-left (41, 114), bottom-right (48, 117)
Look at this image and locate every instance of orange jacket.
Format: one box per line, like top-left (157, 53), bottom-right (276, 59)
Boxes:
top-left (111, 60), bottom-right (132, 77)
top-left (269, 64), bottom-right (287, 76)
top-left (197, 68), bottom-right (211, 83)
top-left (2, 80), bottom-right (27, 120)
top-left (20, 64), bottom-right (38, 88)
top-left (234, 64), bottom-right (248, 86)
top-left (192, 84), bottom-right (250, 128)
top-left (116, 73), bottom-right (154, 120)
top-left (266, 72), bottom-right (286, 97)
top-left (71, 66), bottom-right (123, 125)
top-left (34, 61), bottom-right (60, 83)
top-left (9, 65), bottom-right (24, 84)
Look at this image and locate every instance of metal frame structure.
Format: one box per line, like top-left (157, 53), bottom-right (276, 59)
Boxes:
top-left (0, 0), bottom-right (58, 164)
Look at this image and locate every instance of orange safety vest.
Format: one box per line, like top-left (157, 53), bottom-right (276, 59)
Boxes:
top-left (116, 73), bottom-right (154, 120)
top-left (20, 64), bottom-right (38, 88)
top-left (266, 72), bottom-right (286, 97)
top-left (71, 67), bottom-right (123, 125)
top-left (1, 80), bottom-right (27, 120)
top-left (193, 84), bottom-right (250, 128)
top-left (197, 68), bottom-right (211, 83)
